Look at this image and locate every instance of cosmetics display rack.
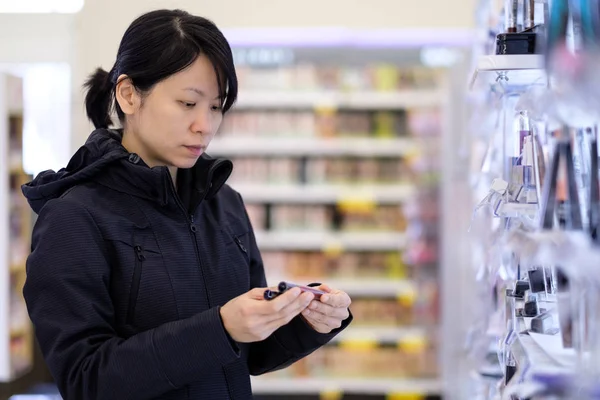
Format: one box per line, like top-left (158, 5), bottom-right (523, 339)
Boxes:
top-left (0, 72), bottom-right (34, 382)
top-left (211, 45), bottom-right (449, 400)
top-left (444, 1), bottom-right (600, 399)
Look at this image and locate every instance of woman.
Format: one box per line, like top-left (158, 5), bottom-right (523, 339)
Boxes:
top-left (22, 9), bottom-right (352, 400)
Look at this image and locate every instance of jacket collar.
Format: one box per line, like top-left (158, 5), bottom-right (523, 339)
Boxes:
top-left (100, 129), bottom-right (233, 212)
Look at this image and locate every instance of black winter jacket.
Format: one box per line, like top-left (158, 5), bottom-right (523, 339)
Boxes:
top-left (21, 129), bottom-right (352, 400)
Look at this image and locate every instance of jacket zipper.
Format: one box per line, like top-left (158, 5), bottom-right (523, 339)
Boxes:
top-left (165, 171), bottom-right (234, 400)
top-left (165, 174), bottom-right (213, 309)
top-left (127, 245), bottom-right (145, 325)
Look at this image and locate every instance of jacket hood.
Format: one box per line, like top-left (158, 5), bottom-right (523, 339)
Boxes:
top-left (22, 128), bottom-right (233, 214)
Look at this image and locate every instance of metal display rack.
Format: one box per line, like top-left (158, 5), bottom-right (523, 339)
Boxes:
top-left (447, 2), bottom-right (600, 399)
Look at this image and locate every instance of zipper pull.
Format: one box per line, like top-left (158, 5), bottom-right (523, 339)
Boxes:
top-left (189, 214), bottom-right (197, 233)
top-left (234, 237), bottom-right (247, 254)
top-left (134, 246), bottom-right (145, 261)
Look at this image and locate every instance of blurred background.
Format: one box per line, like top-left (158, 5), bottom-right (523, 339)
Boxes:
top-left (0, 1), bottom-right (475, 399)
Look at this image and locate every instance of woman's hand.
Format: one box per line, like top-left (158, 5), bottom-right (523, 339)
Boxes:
top-left (220, 287), bottom-right (314, 343)
top-left (301, 284), bottom-right (351, 334)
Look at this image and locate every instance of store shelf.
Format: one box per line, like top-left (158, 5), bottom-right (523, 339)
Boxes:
top-left (311, 278), bottom-right (415, 297)
top-left (232, 183), bottom-right (414, 204)
top-left (331, 326), bottom-right (427, 345)
top-left (209, 137), bottom-right (419, 157)
top-left (251, 377), bottom-right (442, 395)
top-left (470, 54), bottom-right (546, 89)
top-left (496, 202), bottom-right (539, 219)
top-left (235, 90), bottom-right (443, 110)
top-left (513, 332), bottom-right (576, 371)
top-left (255, 231), bottom-right (406, 251)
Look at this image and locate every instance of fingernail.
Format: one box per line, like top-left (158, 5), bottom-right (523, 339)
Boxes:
top-left (309, 302), bottom-right (317, 310)
top-left (303, 309), bottom-right (310, 316)
top-left (292, 288), bottom-right (302, 297)
top-left (321, 295), bottom-right (329, 303)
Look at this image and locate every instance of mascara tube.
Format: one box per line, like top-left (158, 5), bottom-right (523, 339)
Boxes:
top-left (278, 281), bottom-right (327, 299)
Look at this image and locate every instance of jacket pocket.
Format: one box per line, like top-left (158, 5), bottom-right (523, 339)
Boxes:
top-left (233, 235), bottom-right (249, 262)
top-left (126, 245), bottom-right (145, 325)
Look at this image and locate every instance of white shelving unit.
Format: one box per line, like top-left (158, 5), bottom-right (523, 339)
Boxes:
top-left (254, 231), bottom-right (406, 251)
top-left (229, 183), bottom-right (414, 204)
top-left (469, 54), bottom-right (546, 89)
top-left (0, 72), bottom-right (33, 382)
top-left (228, 45), bottom-right (447, 399)
top-left (235, 89), bottom-right (443, 110)
top-left (251, 377), bottom-right (442, 396)
top-left (209, 137), bottom-right (419, 157)
top-left (269, 278), bottom-right (415, 298)
top-left (330, 326), bottom-right (428, 344)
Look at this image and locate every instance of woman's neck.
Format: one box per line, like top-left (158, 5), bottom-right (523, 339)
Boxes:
top-left (122, 129), bottom-right (178, 187)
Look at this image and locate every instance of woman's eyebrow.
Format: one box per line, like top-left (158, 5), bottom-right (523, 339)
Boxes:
top-left (183, 87), bottom-right (220, 100)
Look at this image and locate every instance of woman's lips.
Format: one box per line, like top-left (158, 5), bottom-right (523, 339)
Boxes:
top-left (184, 145), bottom-right (204, 156)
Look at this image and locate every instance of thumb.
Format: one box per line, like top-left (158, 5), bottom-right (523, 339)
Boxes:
top-left (317, 284), bottom-right (333, 293)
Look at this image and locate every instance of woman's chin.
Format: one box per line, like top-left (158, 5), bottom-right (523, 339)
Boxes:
top-left (173, 157), bottom-right (200, 170)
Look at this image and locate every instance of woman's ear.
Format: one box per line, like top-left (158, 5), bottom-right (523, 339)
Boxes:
top-left (114, 74), bottom-right (140, 116)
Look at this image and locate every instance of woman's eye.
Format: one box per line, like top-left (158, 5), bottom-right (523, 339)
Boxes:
top-left (211, 105), bottom-right (222, 112)
top-left (180, 101), bottom-right (196, 108)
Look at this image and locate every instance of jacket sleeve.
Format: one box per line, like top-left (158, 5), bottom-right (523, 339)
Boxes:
top-left (237, 195), bottom-right (353, 376)
top-left (23, 198), bottom-right (240, 400)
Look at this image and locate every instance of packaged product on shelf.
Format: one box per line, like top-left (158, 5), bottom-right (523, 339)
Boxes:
top-left (304, 206), bottom-right (331, 231)
top-left (349, 298), bottom-right (414, 326)
top-left (411, 67), bottom-right (442, 89)
top-left (372, 111), bottom-right (404, 138)
top-left (397, 68), bottom-right (418, 89)
top-left (301, 344), bottom-right (436, 378)
top-left (371, 64), bottom-right (400, 92)
top-left (305, 158), bottom-right (327, 184)
top-left (244, 204), bottom-right (266, 231)
top-left (407, 108), bottom-right (442, 137)
top-left (294, 111), bottom-right (317, 137)
top-left (261, 252), bottom-right (288, 279)
top-left (315, 66), bottom-right (340, 90)
top-left (270, 205), bottom-right (331, 232)
top-left (293, 63), bottom-right (318, 90)
top-left (327, 158), bottom-right (352, 183)
top-left (230, 158), bottom-right (269, 184)
top-left (337, 112), bottom-right (372, 137)
top-left (261, 250), bottom-right (409, 280)
top-left (315, 107), bottom-right (338, 138)
top-left (275, 67), bottom-right (296, 91)
top-left (339, 66), bottom-right (370, 92)
top-left (337, 204), bottom-right (406, 232)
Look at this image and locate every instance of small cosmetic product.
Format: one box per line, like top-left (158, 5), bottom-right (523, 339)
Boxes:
top-left (278, 281), bottom-right (327, 299)
top-left (531, 312), bottom-right (556, 334)
top-left (523, 294), bottom-right (539, 317)
top-left (505, 351), bottom-right (517, 384)
top-left (528, 267), bottom-right (546, 293)
top-left (505, 0), bottom-right (519, 33)
top-left (589, 127), bottom-right (599, 242)
top-left (513, 280), bottom-right (531, 298)
top-left (524, 0), bottom-right (535, 30)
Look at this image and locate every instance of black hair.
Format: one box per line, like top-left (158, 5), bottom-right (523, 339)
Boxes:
top-left (83, 9), bottom-right (238, 129)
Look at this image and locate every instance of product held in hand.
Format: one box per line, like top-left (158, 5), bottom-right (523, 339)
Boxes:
top-left (263, 281), bottom-right (327, 300)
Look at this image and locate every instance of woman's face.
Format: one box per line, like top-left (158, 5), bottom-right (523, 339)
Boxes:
top-left (118, 54), bottom-right (224, 170)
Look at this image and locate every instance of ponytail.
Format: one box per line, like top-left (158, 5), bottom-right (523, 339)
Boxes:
top-left (83, 68), bottom-right (114, 129)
